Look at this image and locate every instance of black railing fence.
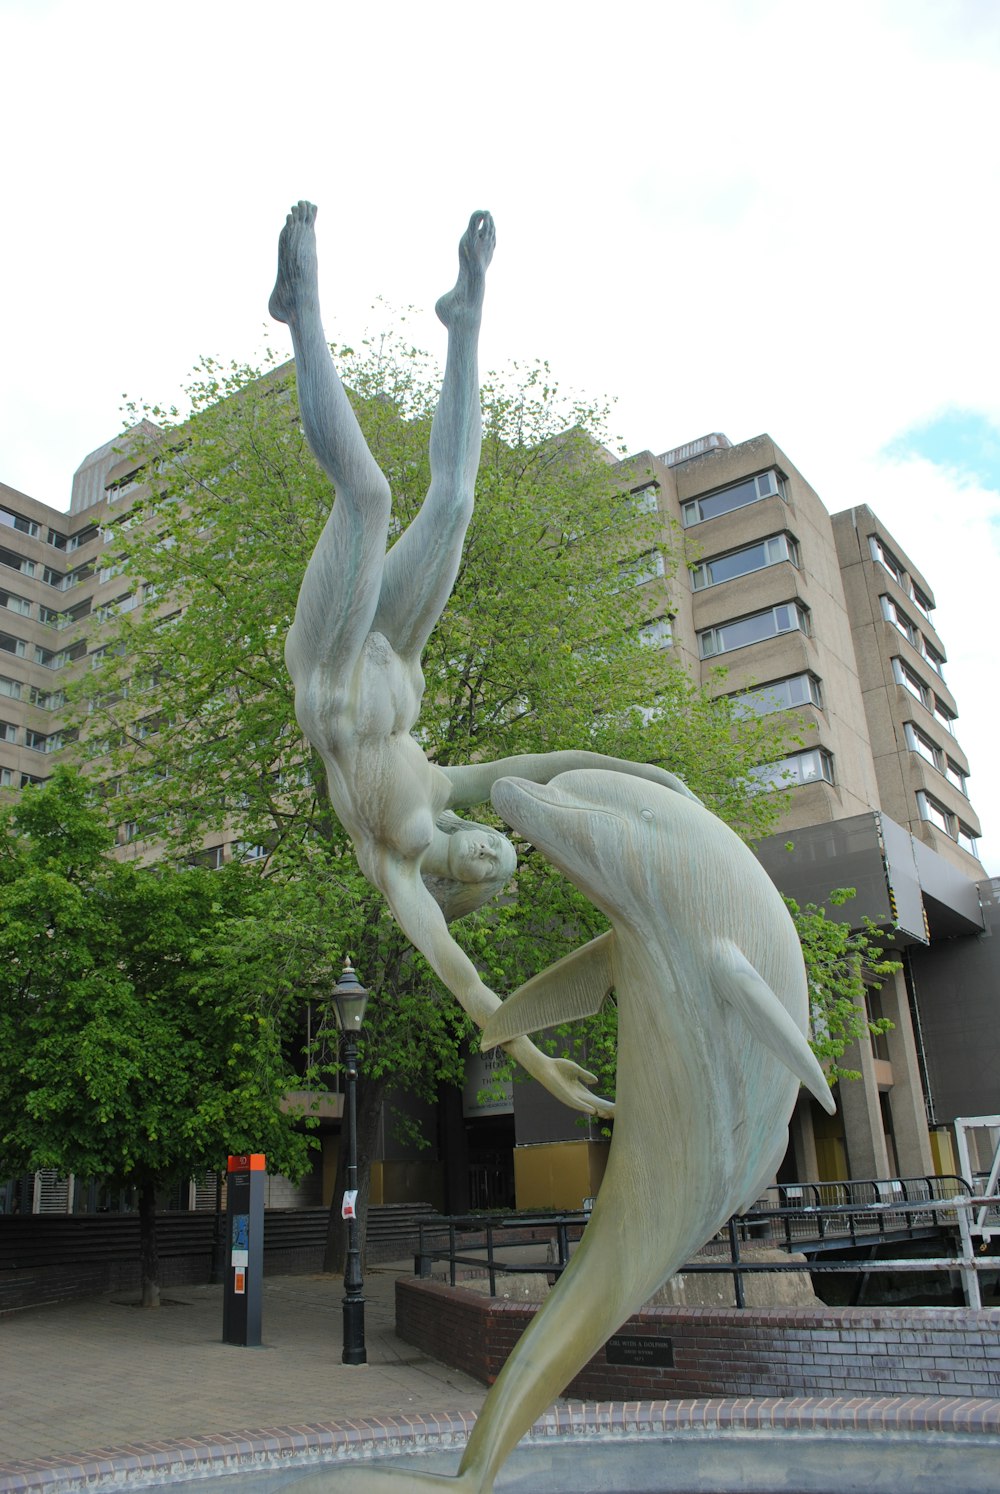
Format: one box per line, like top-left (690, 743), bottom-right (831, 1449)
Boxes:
top-left (413, 1174), bottom-right (1000, 1309)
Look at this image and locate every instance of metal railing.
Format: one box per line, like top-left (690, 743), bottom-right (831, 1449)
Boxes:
top-left (414, 1178), bottom-right (999, 1309)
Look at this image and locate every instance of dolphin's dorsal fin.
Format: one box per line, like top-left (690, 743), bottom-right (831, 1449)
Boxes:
top-left (711, 940), bottom-right (836, 1115)
top-left (480, 932), bottom-right (615, 1051)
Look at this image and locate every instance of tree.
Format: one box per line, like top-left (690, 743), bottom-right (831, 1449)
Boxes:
top-left (0, 770), bottom-right (319, 1305)
top-left (785, 888), bottom-right (899, 1084)
top-left (77, 334), bottom-right (789, 1259)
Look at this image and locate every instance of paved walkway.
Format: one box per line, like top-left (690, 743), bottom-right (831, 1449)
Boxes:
top-left (0, 1266), bottom-right (486, 1474)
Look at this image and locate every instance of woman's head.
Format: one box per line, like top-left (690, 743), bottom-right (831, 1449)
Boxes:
top-left (422, 811), bottom-right (518, 922)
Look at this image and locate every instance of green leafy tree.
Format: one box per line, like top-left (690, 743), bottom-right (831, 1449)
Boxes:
top-left (0, 770), bottom-right (320, 1305)
top-left (76, 334), bottom-right (788, 1260)
top-left (785, 888), bottom-right (899, 1084)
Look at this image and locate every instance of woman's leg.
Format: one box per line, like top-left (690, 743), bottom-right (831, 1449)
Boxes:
top-left (375, 210), bottom-right (495, 658)
top-left (271, 201), bottom-right (392, 676)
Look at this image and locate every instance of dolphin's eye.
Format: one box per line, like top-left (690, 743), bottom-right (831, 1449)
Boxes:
top-left (640, 808), bottom-right (654, 822)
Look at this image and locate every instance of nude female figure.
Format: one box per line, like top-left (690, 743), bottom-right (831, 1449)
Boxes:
top-left (270, 202), bottom-right (695, 1115)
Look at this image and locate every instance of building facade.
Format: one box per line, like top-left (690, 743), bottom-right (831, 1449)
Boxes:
top-left (2, 423), bottom-right (998, 1215)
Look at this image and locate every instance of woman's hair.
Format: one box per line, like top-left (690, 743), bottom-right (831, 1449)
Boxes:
top-left (421, 810), bottom-right (516, 923)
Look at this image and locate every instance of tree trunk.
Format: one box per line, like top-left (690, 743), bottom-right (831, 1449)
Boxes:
top-left (138, 1180), bottom-right (161, 1308)
top-left (323, 1072), bottom-right (388, 1274)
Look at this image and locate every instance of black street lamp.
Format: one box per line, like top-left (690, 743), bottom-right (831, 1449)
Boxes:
top-left (332, 957), bottom-right (369, 1366)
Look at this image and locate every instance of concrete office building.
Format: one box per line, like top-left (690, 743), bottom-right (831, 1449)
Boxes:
top-left (3, 422), bottom-right (998, 1216)
top-left (512, 430), bottom-right (996, 1204)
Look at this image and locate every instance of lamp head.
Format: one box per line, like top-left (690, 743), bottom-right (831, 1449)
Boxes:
top-left (332, 957), bottom-right (369, 1033)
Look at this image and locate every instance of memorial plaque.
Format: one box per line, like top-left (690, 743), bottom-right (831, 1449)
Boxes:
top-left (606, 1333), bottom-right (674, 1367)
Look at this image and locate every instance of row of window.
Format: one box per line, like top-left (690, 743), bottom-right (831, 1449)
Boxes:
top-left (892, 657), bottom-right (956, 734)
top-left (917, 790), bottom-right (979, 855)
top-left (1, 628), bottom-right (93, 670)
top-left (748, 747), bottom-right (835, 792)
top-left (691, 531), bottom-right (799, 592)
top-left (869, 535), bottom-right (933, 618)
top-left (904, 722), bottom-right (968, 795)
top-left (1, 589), bottom-right (94, 629)
top-left (0, 722), bottom-right (73, 752)
top-left (698, 600), bottom-right (808, 659)
top-left (0, 506), bottom-right (98, 554)
top-left (682, 469), bottom-right (784, 528)
top-left (0, 675), bottom-right (65, 709)
top-left (880, 594), bottom-right (945, 678)
top-left (730, 671), bottom-right (823, 718)
top-left (0, 767), bottom-right (48, 789)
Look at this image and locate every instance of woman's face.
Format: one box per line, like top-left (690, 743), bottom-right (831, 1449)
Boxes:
top-left (447, 827), bottom-right (517, 884)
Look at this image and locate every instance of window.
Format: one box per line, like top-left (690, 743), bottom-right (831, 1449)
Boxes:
top-left (731, 673), bottom-right (823, 717)
top-left (869, 534), bottom-right (905, 587)
top-left (233, 841), bottom-right (268, 862)
top-left (922, 639), bottom-right (945, 678)
top-left (19, 772), bottom-right (48, 787)
top-left (691, 533), bottom-right (799, 591)
top-left (880, 594), bottom-right (918, 646)
top-left (1, 633), bottom-right (27, 659)
top-left (1, 590), bottom-right (32, 617)
top-left (618, 549), bottom-right (665, 587)
top-left (904, 722), bottom-right (941, 770)
top-left (639, 616), bottom-right (672, 648)
top-left (48, 529), bottom-right (67, 549)
top-left (26, 729), bottom-right (62, 753)
top-left (682, 470), bottom-right (784, 527)
top-left (630, 483), bottom-right (659, 515)
top-left (39, 605), bottom-right (64, 626)
top-left (933, 696), bottom-right (957, 736)
top-left (0, 508), bottom-right (40, 538)
top-left (0, 545), bottom-right (35, 577)
top-left (749, 748), bottom-right (835, 791)
top-left (957, 824), bottom-right (980, 857)
top-left (188, 845), bottom-right (225, 870)
top-left (0, 767), bottom-right (13, 787)
top-left (99, 561), bottom-right (125, 584)
top-left (121, 821), bottom-right (140, 843)
top-left (0, 675), bottom-right (22, 699)
top-left (58, 563), bottom-right (93, 592)
top-left (892, 656), bottom-right (930, 707)
top-left (105, 469), bottom-right (145, 502)
top-left (30, 686), bottom-right (65, 710)
top-left (911, 582), bottom-right (933, 619)
top-left (698, 601), bottom-right (809, 659)
top-left (917, 790), bottom-right (952, 835)
top-left (945, 759), bottom-right (968, 796)
top-left (66, 524), bottom-right (98, 553)
top-left (0, 721), bottom-right (17, 743)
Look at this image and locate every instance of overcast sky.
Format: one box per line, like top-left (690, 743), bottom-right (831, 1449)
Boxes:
top-left (2, 0), bottom-right (998, 870)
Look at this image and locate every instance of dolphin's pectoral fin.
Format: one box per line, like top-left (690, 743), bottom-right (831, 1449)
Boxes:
top-left (481, 932), bottom-right (615, 1050)
top-left (712, 941), bottom-right (836, 1115)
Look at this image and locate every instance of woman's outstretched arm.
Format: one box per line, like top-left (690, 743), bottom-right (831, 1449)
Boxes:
top-left (441, 750), bottom-right (702, 810)
top-left (376, 853), bottom-right (613, 1118)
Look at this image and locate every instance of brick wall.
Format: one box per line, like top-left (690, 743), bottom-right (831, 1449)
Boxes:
top-left (396, 1278), bottom-right (1000, 1400)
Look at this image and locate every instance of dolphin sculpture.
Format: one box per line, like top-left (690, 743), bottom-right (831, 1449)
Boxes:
top-left (297, 768), bottom-right (834, 1494)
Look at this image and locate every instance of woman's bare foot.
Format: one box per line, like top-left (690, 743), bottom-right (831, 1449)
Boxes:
top-left (269, 200), bottom-right (319, 326)
top-left (435, 210), bottom-right (495, 331)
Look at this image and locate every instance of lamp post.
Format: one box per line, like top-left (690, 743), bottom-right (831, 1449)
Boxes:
top-left (332, 957), bottom-right (369, 1366)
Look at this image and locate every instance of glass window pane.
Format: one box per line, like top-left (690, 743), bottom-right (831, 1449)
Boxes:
top-left (697, 476), bottom-right (758, 521)
top-left (708, 542), bottom-right (768, 584)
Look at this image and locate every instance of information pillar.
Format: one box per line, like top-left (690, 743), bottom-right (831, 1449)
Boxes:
top-left (222, 1152), bottom-right (265, 1346)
